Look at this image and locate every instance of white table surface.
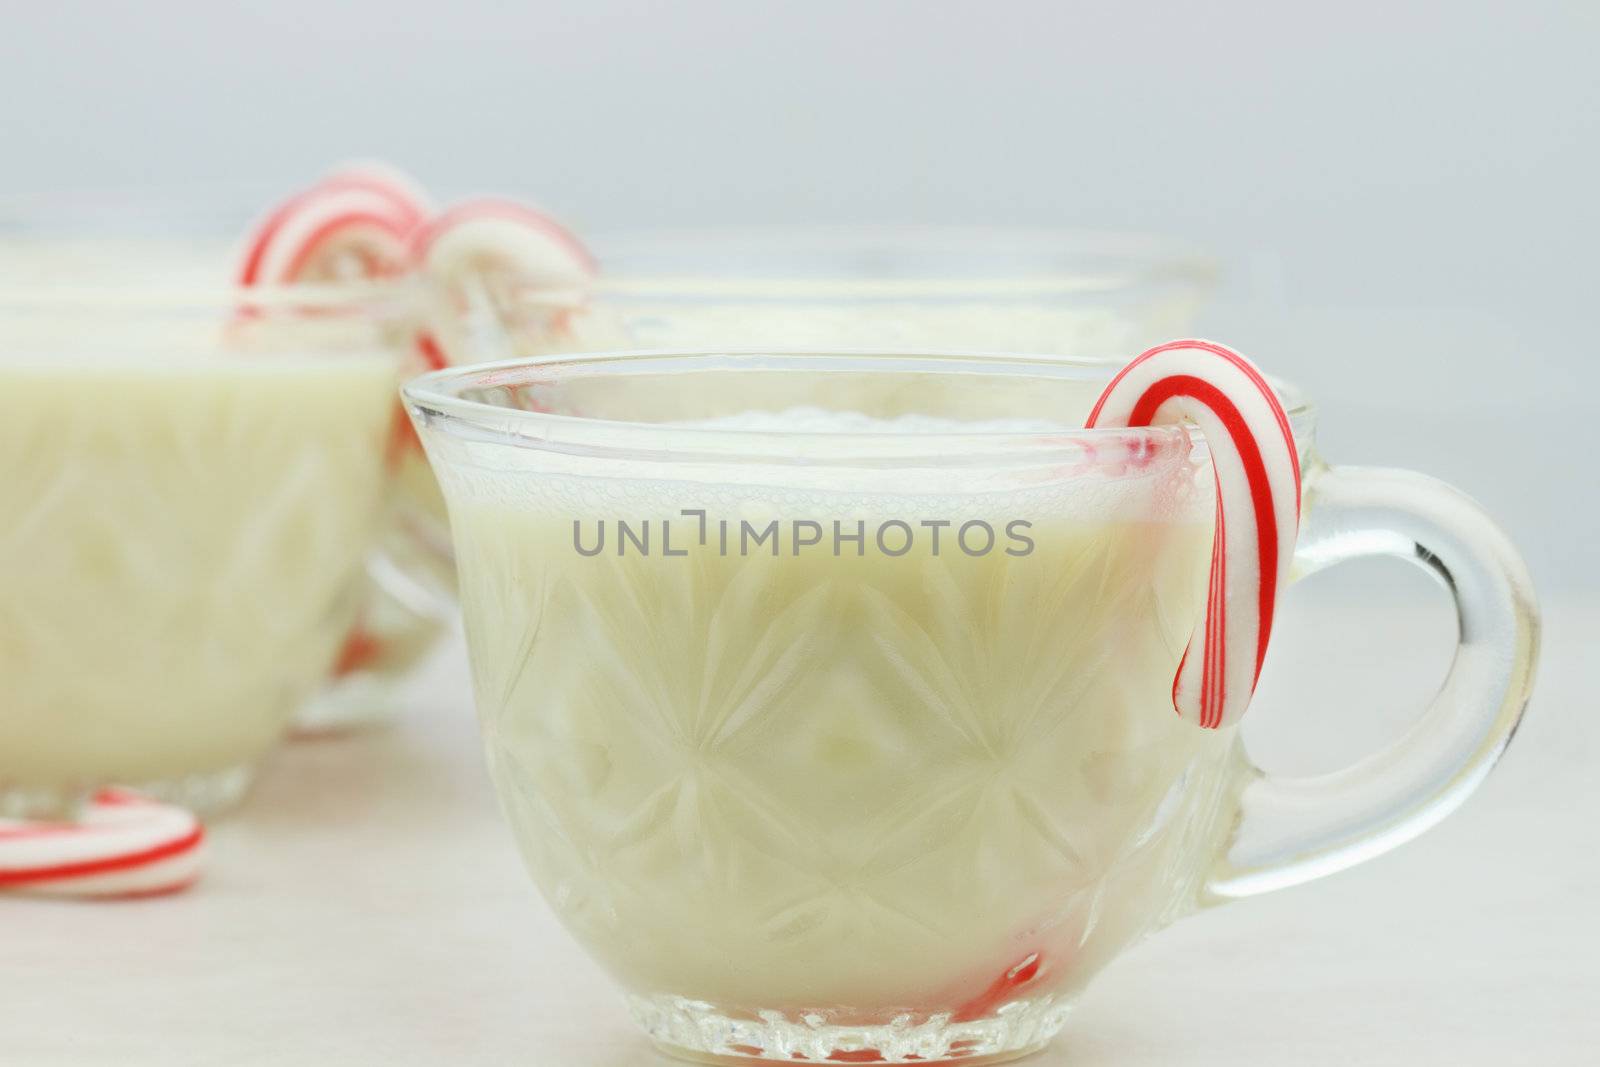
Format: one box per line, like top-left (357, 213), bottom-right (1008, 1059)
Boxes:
top-left (6, 587), bottom-right (1594, 1066)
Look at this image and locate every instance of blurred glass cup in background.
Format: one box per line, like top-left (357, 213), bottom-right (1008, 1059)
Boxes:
top-left (0, 195), bottom-right (443, 737)
top-left (0, 229), bottom-right (403, 813)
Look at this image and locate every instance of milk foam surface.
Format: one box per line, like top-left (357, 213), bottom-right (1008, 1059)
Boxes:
top-left (427, 400), bottom-right (1208, 529)
top-left (676, 406), bottom-right (1072, 435)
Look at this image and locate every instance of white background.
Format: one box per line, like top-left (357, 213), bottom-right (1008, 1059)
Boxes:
top-left (1, 1), bottom-right (1594, 591)
top-left (1, 6), bottom-right (1594, 1062)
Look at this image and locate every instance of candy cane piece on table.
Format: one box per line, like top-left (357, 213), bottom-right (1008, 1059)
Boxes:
top-left (1087, 339), bottom-right (1301, 729)
top-left (0, 789), bottom-right (204, 899)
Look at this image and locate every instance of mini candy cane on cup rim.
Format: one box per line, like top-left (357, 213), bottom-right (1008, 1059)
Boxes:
top-left (407, 197), bottom-right (598, 370)
top-left (233, 176), bottom-right (597, 681)
top-left (236, 165), bottom-right (433, 287)
top-left (321, 161), bottom-right (435, 224)
top-left (232, 165), bottom-right (440, 679)
top-left (234, 164), bottom-right (441, 435)
top-left (410, 196), bottom-right (597, 288)
top-left (0, 789), bottom-right (205, 899)
top-left (1088, 339), bottom-right (1301, 729)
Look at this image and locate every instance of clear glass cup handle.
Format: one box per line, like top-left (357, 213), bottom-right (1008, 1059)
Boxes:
top-left (1206, 463), bottom-right (1540, 901)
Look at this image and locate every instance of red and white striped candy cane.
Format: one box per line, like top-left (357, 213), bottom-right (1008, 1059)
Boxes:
top-left (407, 197), bottom-right (597, 374)
top-left (410, 197), bottom-right (596, 294)
top-left (0, 789), bottom-right (204, 899)
top-left (321, 161), bottom-right (435, 225)
top-left (232, 165), bottom-right (440, 679)
top-left (1088, 339), bottom-right (1301, 729)
top-left (236, 165), bottom-right (433, 287)
top-left (235, 165), bottom-right (439, 458)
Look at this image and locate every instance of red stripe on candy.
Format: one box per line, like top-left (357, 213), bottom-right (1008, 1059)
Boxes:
top-left (411, 198), bottom-right (597, 274)
top-left (238, 172), bottom-right (428, 287)
top-left (0, 825), bottom-right (203, 887)
top-left (415, 332), bottom-right (450, 370)
top-left (1211, 500), bottom-right (1229, 728)
top-left (279, 210), bottom-right (409, 283)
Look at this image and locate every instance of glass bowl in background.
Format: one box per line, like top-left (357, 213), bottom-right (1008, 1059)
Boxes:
top-left (0, 281), bottom-right (404, 815)
top-left (0, 193), bottom-right (449, 735)
top-left (583, 226), bottom-right (1216, 351)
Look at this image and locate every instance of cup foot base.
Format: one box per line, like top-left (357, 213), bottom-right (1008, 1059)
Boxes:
top-left (0, 761), bottom-right (257, 819)
top-left (631, 992), bottom-right (1071, 1064)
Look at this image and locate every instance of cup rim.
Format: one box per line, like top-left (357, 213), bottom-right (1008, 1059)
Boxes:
top-left (404, 349), bottom-right (1316, 468)
top-left (583, 225), bottom-right (1218, 301)
top-left (0, 277), bottom-right (413, 315)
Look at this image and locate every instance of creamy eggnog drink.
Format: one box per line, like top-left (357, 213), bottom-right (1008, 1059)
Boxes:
top-left (0, 217), bottom-right (436, 735)
top-left (0, 292), bottom-right (398, 813)
top-left (455, 481), bottom-right (1236, 1009)
top-left (409, 353), bottom-right (1257, 1061)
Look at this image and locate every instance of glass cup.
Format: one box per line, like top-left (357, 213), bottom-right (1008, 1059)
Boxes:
top-left (0, 198), bottom-right (447, 734)
top-left (574, 225), bottom-right (1216, 349)
top-left (405, 350), bottom-right (1538, 1065)
top-left (0, 283), bottom-right (402, 815)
